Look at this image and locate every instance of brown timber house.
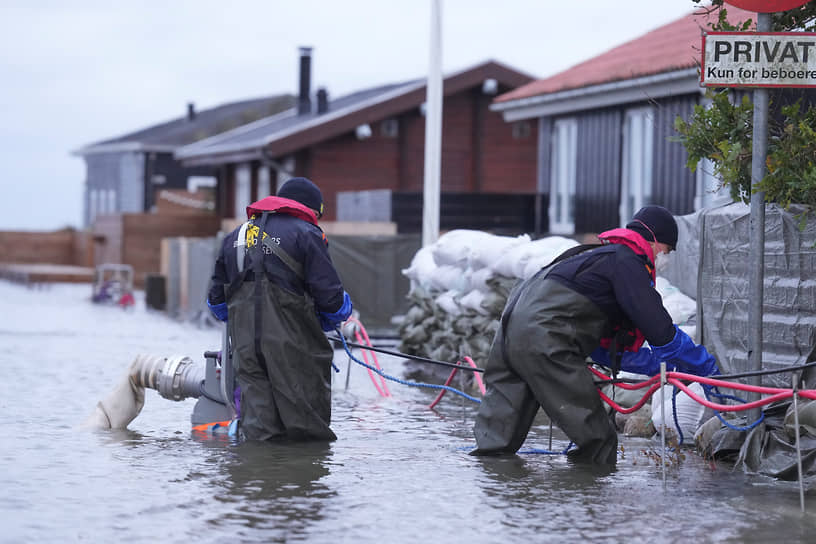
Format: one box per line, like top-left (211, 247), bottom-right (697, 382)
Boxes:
top-left (176, 49), bottom-right (540, 234)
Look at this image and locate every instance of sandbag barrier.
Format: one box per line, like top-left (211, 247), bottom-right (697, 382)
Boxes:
top-left (398, 230), bottom-right (698, 387)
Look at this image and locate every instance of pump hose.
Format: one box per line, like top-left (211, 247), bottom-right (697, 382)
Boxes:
top-left (336, 331), bottom-right (482, 403)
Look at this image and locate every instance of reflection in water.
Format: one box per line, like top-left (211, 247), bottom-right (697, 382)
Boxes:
top-left (211, 440), bottom-right (335, 539)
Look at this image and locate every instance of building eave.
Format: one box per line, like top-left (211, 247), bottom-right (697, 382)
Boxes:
top-left (72, 142), bottom-right (179, 157)
top-left (491, 68), bottom-right (701, 121)
top-left (174, 108), bottom-right (298, 160)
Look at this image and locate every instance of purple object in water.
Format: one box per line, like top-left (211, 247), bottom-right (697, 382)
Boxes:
top-left (233, 385), bottom-right (241, 419)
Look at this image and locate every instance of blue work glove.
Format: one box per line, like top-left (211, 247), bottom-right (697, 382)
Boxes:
top-left (620, 347), bottom-right (664, 376)
top-left (318, 291), bottom-right (353, 332)
top-left (590, 347), bottom-right (612, 367)
top-left (590, 346), bottom-right (664, 376)
top-left (207, 299), bottom-right (228, 322)
top-left (650, 325), bottom-right (720, 377)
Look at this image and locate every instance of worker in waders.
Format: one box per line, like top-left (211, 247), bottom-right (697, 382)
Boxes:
top-left (471, 205), bottom-right (720, 464)
top-left (207, 177), bottom-right (352, 441)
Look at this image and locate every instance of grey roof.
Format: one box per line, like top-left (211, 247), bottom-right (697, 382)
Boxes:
top-left (74, 94), bottom-right (295, 156)
top-left (175, 80), bottom-right (421, 160)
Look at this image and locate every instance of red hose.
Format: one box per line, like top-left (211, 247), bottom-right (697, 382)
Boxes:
top-left (428, 357), bottom-right (486, 409)
top-left (591, 365), bottom-right (816, 414)
top-left (598, 383), bottom-right (663, 414)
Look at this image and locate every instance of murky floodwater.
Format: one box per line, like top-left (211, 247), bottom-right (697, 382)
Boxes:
top-left (1, 282), bottom-right (814, 543)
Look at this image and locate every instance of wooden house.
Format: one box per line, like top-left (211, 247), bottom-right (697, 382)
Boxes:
top-left (175, 48), bottom-right (538, 234)
top-left (73, 95), bottom-right (294, 227)
top-left (489, 6), bottom-right (757, 235)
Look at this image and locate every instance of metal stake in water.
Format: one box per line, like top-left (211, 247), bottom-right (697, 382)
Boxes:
top-left (792, 372), bottom-right (805, 513)
top-left (549, 421), bottom-right (553, 452)
top-left (660, 362), bottom-right (667, 485)
top-left (460, 364), bottom-right (466, 421)
top-left (344, 351), bottom-right (352, 391)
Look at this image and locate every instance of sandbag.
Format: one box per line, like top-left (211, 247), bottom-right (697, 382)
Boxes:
top-left (432, 229), bottom-right (496, 267)
top-left (402, 246), bottom-right (437, 290)
top-left (651, 382), bottom-right (710, 443)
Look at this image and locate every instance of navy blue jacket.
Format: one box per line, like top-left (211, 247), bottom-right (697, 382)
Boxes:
top-left (547, 244), bottom-right (675, 347)
top-left (208, 214), bottom-right (345, 314)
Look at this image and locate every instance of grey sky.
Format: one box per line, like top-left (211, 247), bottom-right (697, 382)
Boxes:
top-left (0, 0), bottom-right (696, 231)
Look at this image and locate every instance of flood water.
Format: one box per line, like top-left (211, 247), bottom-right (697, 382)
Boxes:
top-left (1, 281), bottom-right (815, 543)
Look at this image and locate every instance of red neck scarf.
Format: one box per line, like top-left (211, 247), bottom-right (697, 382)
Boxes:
top-left (597, 228), bottom-right (656, 284)
top-left (246, 196), bottom-right (319, 226)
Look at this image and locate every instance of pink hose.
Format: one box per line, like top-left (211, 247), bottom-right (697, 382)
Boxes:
top-left (428, 356), bottom-right (486, 409)
top-left (348, 317), bottom-right (390, 397)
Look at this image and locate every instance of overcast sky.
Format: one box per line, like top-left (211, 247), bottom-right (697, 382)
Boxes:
top-left (0, 0), bottom-right (697, 231)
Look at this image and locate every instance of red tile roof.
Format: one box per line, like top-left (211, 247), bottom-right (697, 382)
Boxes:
top-left (496, 6), bottom-right (755, 103)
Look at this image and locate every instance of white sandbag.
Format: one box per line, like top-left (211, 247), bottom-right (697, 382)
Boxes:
top-left (469, 233), bottom-right (530, 269)
top-left (428, 264), bottom-right (468, 293)
top-left (651, 382), bottom-right (709, 442)
top-left (434, 290), bottom-right (461, 315)
top-left (432, 229), bottom-right (495, 267)
top-left (467, 267), bottom-right (495, 293)
top-left (490, 242), bottom-right (533, 278)
top-left (491, 236), bottom-right (579, 279)
top-left (656, 276), bottom-right (697, 325)
top-left (459, 289), bottom-right (489, 315)
top-left (402, 245), bottom-right (438, 290)
top-left (522, 236), bottom-right (580, 277)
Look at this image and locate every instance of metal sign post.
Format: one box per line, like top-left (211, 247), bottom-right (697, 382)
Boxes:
top-left (747, 12), bottom-right (771, 420)
top-left (703, 2), bottom-right (815, 418)
top-left (422, 0), bottom-right (443, 248)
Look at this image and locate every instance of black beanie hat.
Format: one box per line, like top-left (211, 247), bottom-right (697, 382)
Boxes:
top-left (626, 205), bottom-right (678, 249)
top-left (278, 177), bottom-right (324, 217)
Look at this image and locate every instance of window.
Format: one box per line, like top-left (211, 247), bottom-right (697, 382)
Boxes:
top-left (234, 164), bottom-right (251, 219)
top-left (106, 189), bottom-right (116, 214)
top-left (256, 167), bottom-right (271, 199)
top-left (276, 158), bottom-right (295, 193)
top-left (620, 107), bottom-right (654, 226)
top-left (89, 189), bottom-right (99, 223)
top-left (549, 118), bottom-right (577, 234)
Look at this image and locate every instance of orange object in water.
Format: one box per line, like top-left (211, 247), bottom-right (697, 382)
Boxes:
top-left (191, 420), bottom-right (231, 433)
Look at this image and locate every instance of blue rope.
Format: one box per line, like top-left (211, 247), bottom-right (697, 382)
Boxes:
top-left (671, 386), bottom-right (685, 445)
top-left (456, 443), bottom-right (575, 455)
top-left (660, 382), bottom-right (764, 445)
top-left (337, 331), bottom-right (482, 404)
top-left (518, 442), bottom-right (575, 455)
top-left (703, 385), bottom-right (765, 431)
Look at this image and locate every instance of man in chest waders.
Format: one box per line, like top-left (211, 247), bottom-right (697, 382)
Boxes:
top-left (207, 177), bottom-right (353, 441)
top-left (471, 205), bottom-right (721, 464)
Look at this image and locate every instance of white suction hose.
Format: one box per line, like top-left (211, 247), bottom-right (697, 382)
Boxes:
top-left (81, 354), bottom-right (204, 430)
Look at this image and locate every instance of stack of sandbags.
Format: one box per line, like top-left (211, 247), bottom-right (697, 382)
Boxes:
top-left (398, 230), bottom-right (580, 369)
top-left (399, 230), bottom-right (699, 382)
